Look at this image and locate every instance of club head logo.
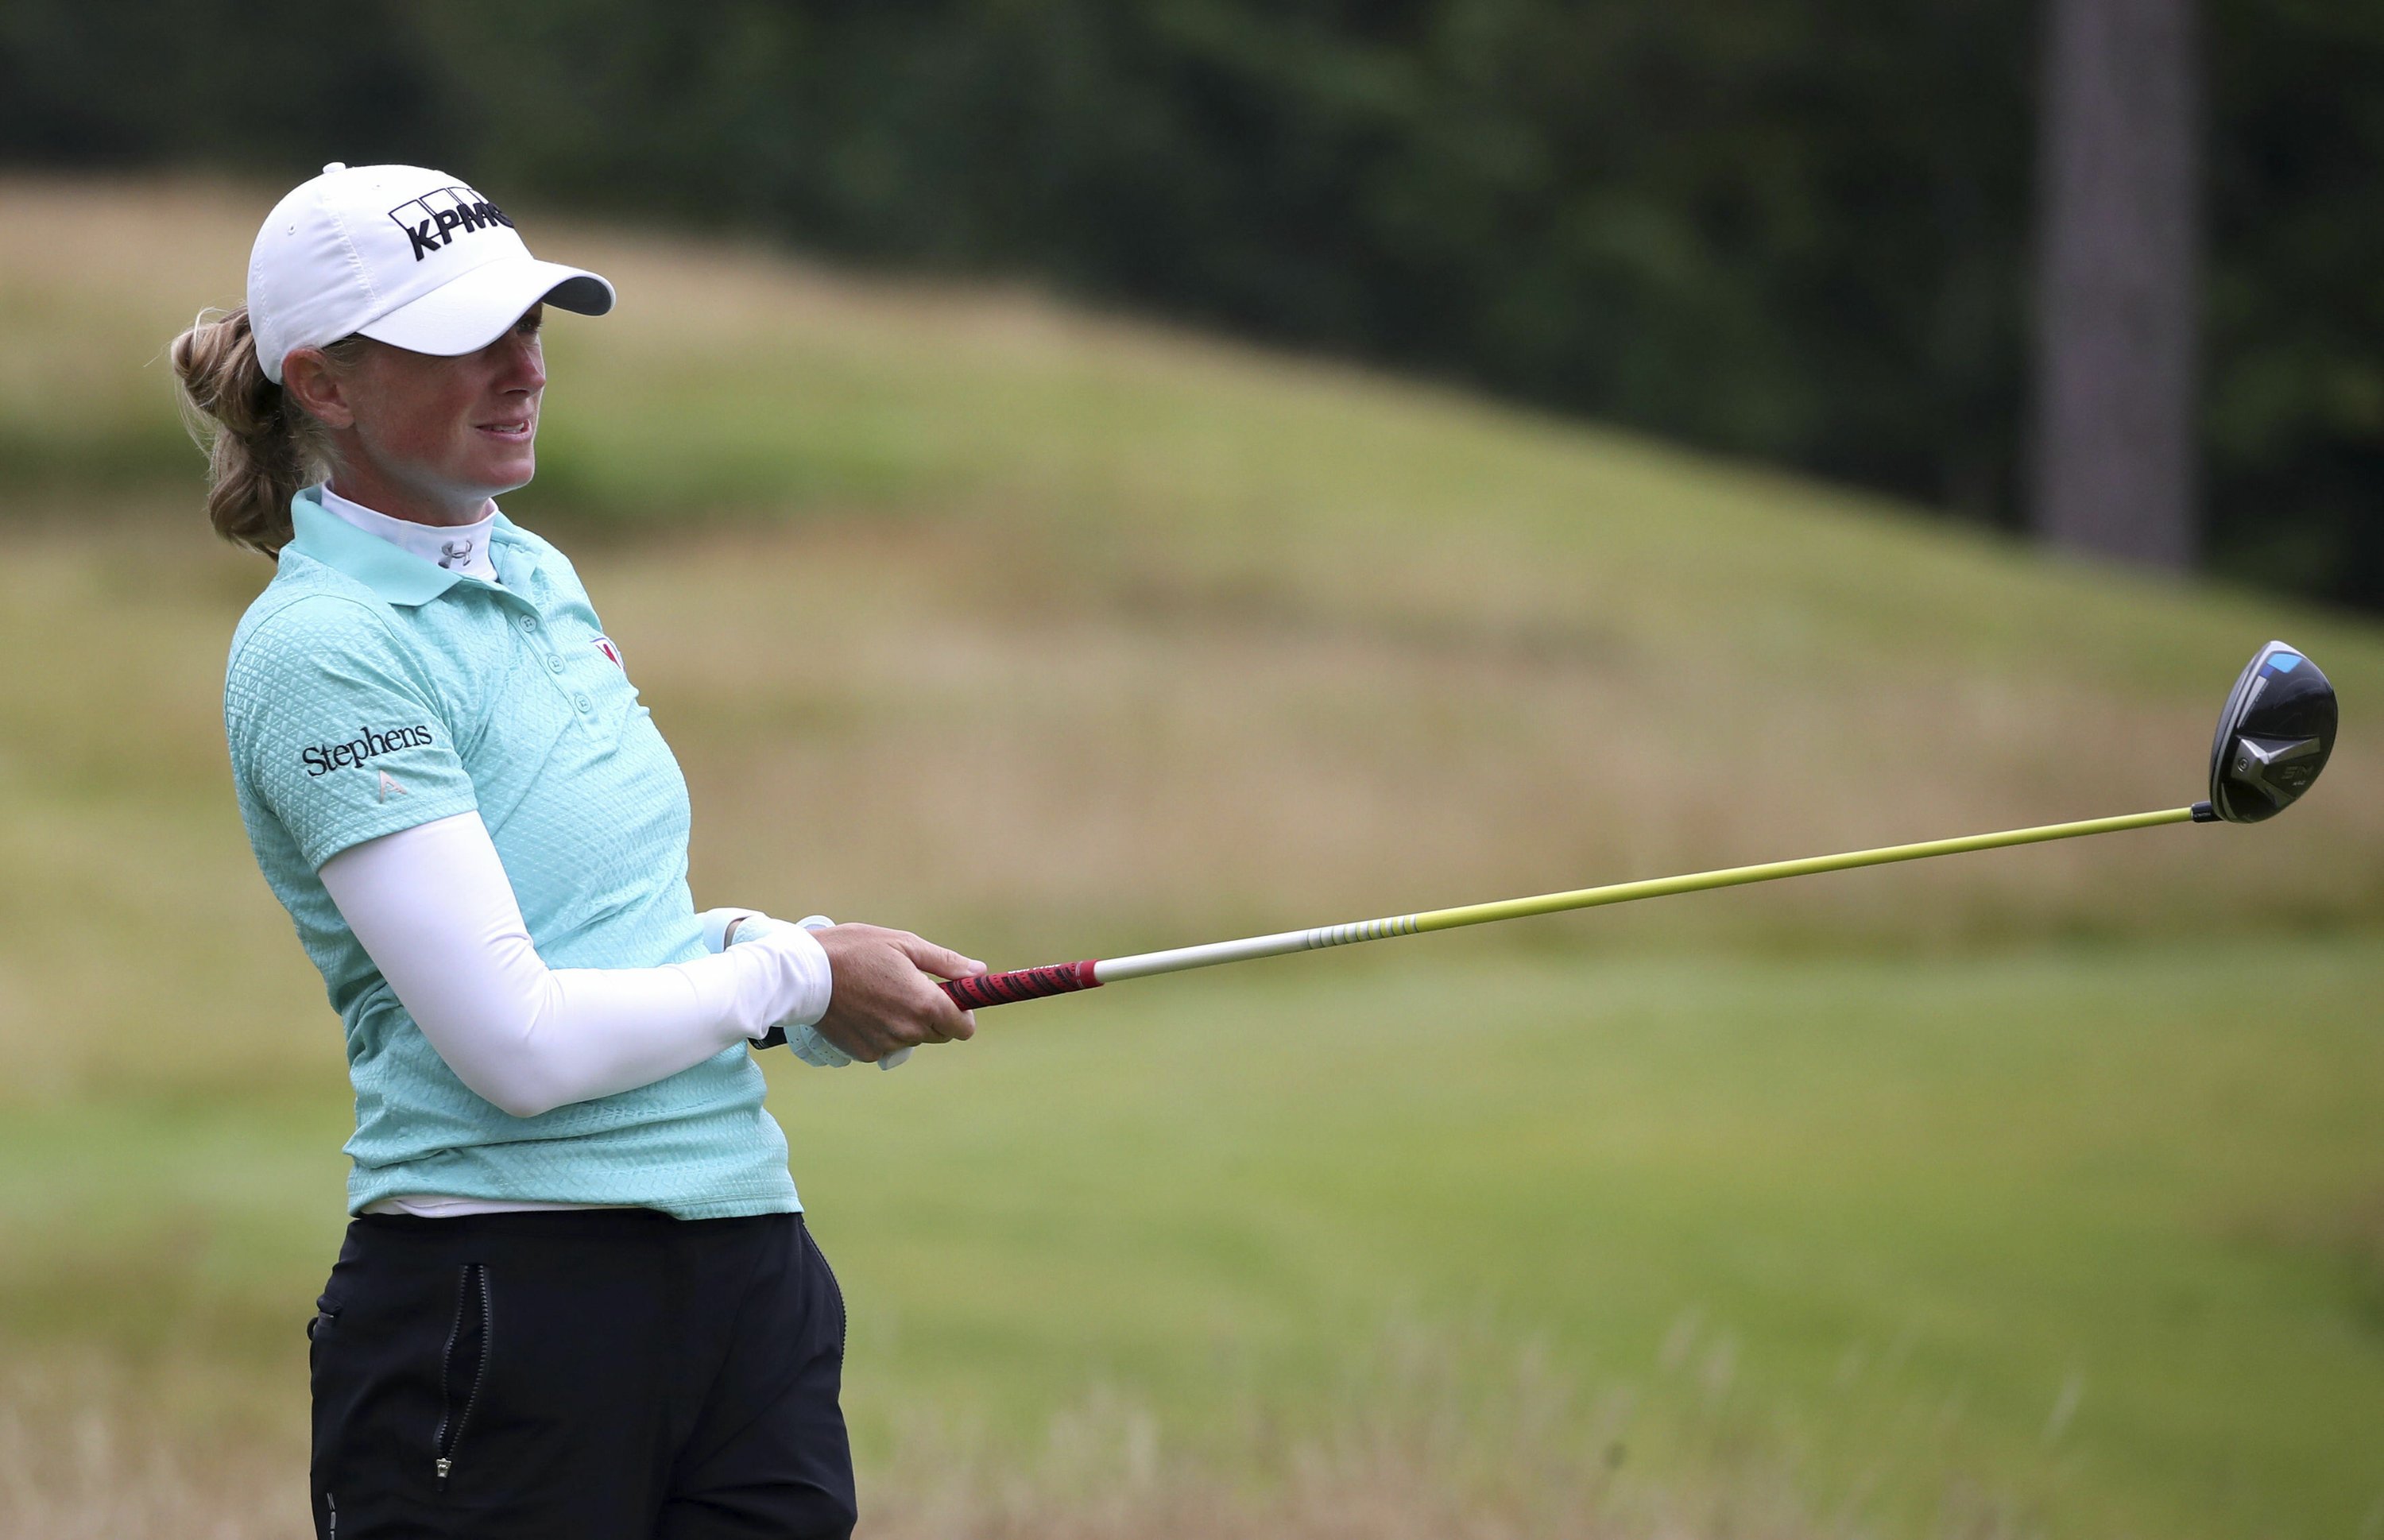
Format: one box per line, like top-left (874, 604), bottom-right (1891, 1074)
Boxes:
top-left (386, 185), bottom-right (516, 263)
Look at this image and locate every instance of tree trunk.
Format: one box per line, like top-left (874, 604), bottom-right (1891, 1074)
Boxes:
top-left (2030, 0), bottom-right (2200, 570)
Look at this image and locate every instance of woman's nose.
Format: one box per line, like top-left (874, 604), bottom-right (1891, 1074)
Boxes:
top-left (499, 339), bottom-right (547, 393)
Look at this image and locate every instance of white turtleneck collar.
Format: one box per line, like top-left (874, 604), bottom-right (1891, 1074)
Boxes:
top-left (315, 484), bottom-right (502, 583)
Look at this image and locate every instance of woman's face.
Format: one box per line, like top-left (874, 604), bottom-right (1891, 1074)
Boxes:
top-left (285, 305), bottom-right (547, 523)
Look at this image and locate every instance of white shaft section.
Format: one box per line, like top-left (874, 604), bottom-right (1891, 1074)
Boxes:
top-left (1095, 913), bottom-right (1420, 982)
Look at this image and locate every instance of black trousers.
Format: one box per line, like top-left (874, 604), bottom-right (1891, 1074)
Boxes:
top-left (308, 1209), bottom-right (856, 1539)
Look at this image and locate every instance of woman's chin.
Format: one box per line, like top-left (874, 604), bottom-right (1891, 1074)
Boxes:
top-left (469, 447), bottom-right (536, 497)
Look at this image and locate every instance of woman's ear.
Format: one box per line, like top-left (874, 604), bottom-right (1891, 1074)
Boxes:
top-left (282, 346), bottom-right (358, 428)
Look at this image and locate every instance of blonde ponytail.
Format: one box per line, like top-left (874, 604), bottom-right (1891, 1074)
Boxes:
top-left (169, 308), bottom-right (358, 557)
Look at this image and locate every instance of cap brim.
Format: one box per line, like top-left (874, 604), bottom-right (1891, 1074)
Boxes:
top-left (354, 256), bottom-right (614, 358)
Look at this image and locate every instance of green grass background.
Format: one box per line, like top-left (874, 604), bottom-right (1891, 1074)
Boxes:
top-left (1, 176), bottom-right (2379, 1537)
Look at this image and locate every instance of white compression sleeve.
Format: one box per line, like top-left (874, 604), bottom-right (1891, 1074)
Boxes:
top-left (318, 811), bottom-right (833, 1118)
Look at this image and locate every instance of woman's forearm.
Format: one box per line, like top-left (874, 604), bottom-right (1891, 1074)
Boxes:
top-left (319, 812), bottom-right (830, 1116)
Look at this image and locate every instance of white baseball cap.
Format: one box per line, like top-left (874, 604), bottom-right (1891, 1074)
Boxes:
top-left (247, 161), bottom-right (615, 383)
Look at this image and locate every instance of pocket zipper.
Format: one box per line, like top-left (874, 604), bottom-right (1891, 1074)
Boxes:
top-left (433, 1263), bottom-right (492, 1492)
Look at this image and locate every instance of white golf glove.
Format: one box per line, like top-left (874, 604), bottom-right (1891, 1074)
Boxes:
top-left (695, 908), bottom-right (911, 1070)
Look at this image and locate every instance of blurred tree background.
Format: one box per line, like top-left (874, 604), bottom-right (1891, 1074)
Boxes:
top-left (3, 0), bottom-right (2378, 607)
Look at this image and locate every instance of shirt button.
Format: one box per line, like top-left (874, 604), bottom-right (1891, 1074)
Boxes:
top-left (517, 614), bottom-right (539, 631)
top-left (575, 695), bottom-right (593, 714)
top-left (547, 656), bottom-right (564, 674)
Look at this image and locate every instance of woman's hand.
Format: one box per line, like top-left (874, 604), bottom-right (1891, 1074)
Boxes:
top-left (810, 925), bottom-right (985, 1062)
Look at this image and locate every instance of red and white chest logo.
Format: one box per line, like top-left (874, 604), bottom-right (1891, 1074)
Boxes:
top-left (592, 636), bottom-right (623, 669)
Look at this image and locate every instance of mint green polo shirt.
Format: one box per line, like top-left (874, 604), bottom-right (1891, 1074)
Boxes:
top-left (224, 487), bottom-right (799, 1219)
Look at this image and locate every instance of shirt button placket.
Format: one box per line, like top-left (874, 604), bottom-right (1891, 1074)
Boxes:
top-left (516, 610), bottom-right (575, 715)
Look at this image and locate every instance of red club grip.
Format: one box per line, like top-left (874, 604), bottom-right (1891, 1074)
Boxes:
top-left (939, 960), bottom-right (1103, 1009)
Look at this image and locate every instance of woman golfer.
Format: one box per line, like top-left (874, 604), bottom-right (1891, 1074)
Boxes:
top-left (172, 162), bottom-right (982, 1538)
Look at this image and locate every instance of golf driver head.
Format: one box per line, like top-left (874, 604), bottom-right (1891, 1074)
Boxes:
top-left (2206, 640), bottom-right (2336, 823)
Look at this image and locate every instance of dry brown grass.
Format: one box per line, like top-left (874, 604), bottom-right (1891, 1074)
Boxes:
top-left (0, 1308), bottom-right (2071, 1540)
top-left (0, 1358), bottom-right (309, 1540)
top-left (0, 1354), bottom-right (1897, 1540)
top-left (635, 517), bottom-right (2384, 969)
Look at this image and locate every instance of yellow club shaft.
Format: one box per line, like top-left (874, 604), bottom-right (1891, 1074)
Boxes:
top-left (935, 805), bottom-right (2216, 1004)
top-left (1410, 806), bottom-right (2202, 934)
top-left (1086, 805), bottom-right (2204, 986)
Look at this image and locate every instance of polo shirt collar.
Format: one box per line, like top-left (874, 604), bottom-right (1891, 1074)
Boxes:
top-left (287, 487), bottom-right (524, 608)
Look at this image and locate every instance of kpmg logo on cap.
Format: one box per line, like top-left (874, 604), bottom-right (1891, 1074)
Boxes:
top-left (387, 185), bottom-right (517, 262)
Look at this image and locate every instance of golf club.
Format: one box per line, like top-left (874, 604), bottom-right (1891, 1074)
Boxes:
top-left (922, 639), bottom-right (2337, 1013)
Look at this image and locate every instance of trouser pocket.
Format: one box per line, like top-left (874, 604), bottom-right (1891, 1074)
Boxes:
top-left (433, 1262), bottom-right (492, 1494)
top-left (803, 1224), bottom-right (847, 1360)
